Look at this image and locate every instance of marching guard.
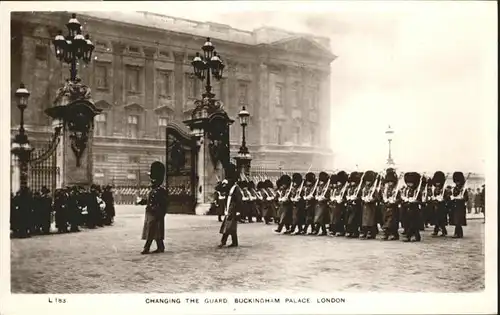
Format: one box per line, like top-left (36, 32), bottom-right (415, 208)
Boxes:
top-left (430, 171), bottom-right (449, 236)
top-left (345, 172), bottom-right (363, 238)
top-left (275, 174), bottom-right (293, 234)
top-left (450, 171), bottom-right (468, 238)
top-left (248, 181), bottom-right (262, 223)
top-left (262, 179), bottom-right (277, 224)
top-left (289, 173), bottom-right (305, 235)
top-left (329, 171), bottom-right (348, 236)
top-left (139, 161), bottom-right (167, 254)
top-left (218, 163), bottom-right (241, 248)
top-left (360, 171), bottom-right (381, 239)
top-left (302, 172), bottom-right (317, 235)
top-left (102, 185), bottom-right (115, 225)
top-left (313, 172), bottom-right (331, 236)
top-left (381, 169), bottom-right (401, 240)
top-left (401, 172), bottom-right (423, 242)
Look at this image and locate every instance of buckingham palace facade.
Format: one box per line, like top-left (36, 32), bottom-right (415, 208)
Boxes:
top-left (11, 11), bottom-right (336, 186)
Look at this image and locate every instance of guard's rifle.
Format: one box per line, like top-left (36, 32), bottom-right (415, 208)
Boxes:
top-left (305, 177), bottom-right (320, 201)
top-left (292, 164), bottom-right (312, 202)
top-left (348, 172), bottom-right (366, 201)
top-left (385, 172), bottom-right (404, 204)
top-left (451, 172), bottom-right (472, 201)
top-left (317, 176), bottom-right (331, 202)
top-left (434, 173), bottom-right (450, 202)
top-left (409, 173), bottom-right (426, 203)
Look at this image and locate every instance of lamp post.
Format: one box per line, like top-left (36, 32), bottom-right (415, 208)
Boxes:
top-left (53, 13), bottom-right (95, 82)
top-left (11, 83), bottom-right (33, 190)
top-left (234, 106), bottom-right (252, 178)
top-left (191, 37), bottom-right (225, 101)
top-left (385, 125), bottom-right (395, 167)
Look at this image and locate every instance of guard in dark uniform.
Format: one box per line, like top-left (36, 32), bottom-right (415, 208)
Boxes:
top-left (430, 171), bottom-right (448, 236)
top-left (302, 172), bottom-right (317, 235)
top-left (329, 171), bottom-right (348, 236)
top-left (31, 191), bottom-right (42, 235)
top-left (313, 171), bottom-right (330, 236)
top-left (345, 172), bottom-right (363, 238)
top-left (289, 173), bottom-right (304, 235)
top-left (102, 185), bottom-right (115, 225)
top-left (139, 161), bottom-right (168, 254)
top-left (54, 189), bottom-right (68, 233)
top-left (213, 181), bottom-right (226, 222)
top-left (422, 176), bottom-right (434, 229)
top-left (40, 186), bottom-right (53, 234)
top-left (275, 174), bottom-right (293, 234)
top-left (68, 186), bottom-right (81, 232)
top-left (262, 179), bottom-right (276, 224)
top-left (14, 187), bottom-right (33, 238)
top-left (381, 169), bottom-right (401, 240)
top-left (248, 181), bottom-right (262, 222)
top-left (218, 163), bottom-right (241, 248)
top-left (401, 172), bottom-right (422, 242)
top-left (360, 171), bottom-right (380, 239)
top-left (450, 172), bottom-right (468, 238)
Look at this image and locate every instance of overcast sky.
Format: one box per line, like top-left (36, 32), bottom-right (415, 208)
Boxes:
top-left (147, 1), bottom-right (496, 174)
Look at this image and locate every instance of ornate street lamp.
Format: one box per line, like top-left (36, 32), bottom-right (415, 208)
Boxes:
top-left (53, 13), bottom-right (95, 82)
top-left (48, 13), bottom-right (100, 167)
top-left (385, 125), bottom-right (395, 166)
top-left (237, 106), bottom-right (250, 156)
top-left (11, 83), bottom-right (34, 190)
top-left (191, 37), bottom-right (225, 101)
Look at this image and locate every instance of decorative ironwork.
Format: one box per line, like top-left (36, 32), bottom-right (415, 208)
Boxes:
top-left (29, 139), bottom-right (59, 198)
top-left (165, 122), bottom-right (196, 214)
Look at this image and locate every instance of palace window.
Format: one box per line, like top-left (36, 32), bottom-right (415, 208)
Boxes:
top-left (127, 67), bottom-right (141, 93)
top-left (238, 82), bottom-right (248, 105)
top-left (292, 84), bottom-right (299, 108)
top-left (94, 113), bottom-right (107, 137)
top-left (293, 126), bottom-right (300, 144)
top-left (129, 155), bottom-right (140, 164)
top-left (158, 71), bottom-right (171, 97)
top-left (186, 74), bottom-right (199, 98)
top-left (94, 154), bottom-right (107, 163)
top-left (275, 85), bottom-right (283, 107)
top-left (95, 64), bottom-right (108, 89)
top-left (277, 125), bottom-right (283, 145)
top-left (127, 115), bottom-right (139, 138)
top-left (310, 127), bottom-right (316, 145)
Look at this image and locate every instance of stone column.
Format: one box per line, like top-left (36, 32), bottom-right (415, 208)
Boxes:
top-left (111, 41), bottom-right (125, 136)
top-left (173, 51), bottom-right (185, 119)
top-left (144, 46), bottom-right (156, 138)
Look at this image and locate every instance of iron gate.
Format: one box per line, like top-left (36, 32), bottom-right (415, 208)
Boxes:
top-left (165, 122), bottom-right (196, 214)
top-left (29, 138), bottom-right (59, 198)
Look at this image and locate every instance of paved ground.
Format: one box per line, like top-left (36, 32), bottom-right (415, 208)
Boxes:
top-left (11, 205), bottom-right (485, 293)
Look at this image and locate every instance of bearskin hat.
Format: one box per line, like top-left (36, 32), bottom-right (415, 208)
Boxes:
top-left (280, 174), bottom-right (292, 187)
top-left (275, 178), bottom-right (281, 188)
top-left (215, 182), bottom-right (222, 191)
top-left (264, 179), bottom-right (273, 189)
top-left (453, 172), bottom-right (465, 184)
top-left (292, 173), bottom-right (302, 184)
top-left (385, 169), bottom-right (398, 183)
top-left (348, 171), bottom-right (361, 183)
top-left (248, 181), bottom-right (256, 189)
top-left (305, 172), bottom-right (316, 183)
top-left (363, 170), bottom-right (377, 183)
top-left (149, 161), bottom-right (166, 182)
top-left (330, 173), bottom-right (337, 184)
top-left (404, 172), bottom-right (421, 185)
top-left (318, 171), bottom-right (329, 182)
top-left (432, 171), bottom-right (445, 186)
top-left (41, 186), bottom-right (50, 194)
top-left (238, 180), bottom-right (248, 188)
top-left (335, 171), bottom-right (348, 184)
top-left (224, 163), bottom-right (238, 182)
top-left (257, 181), bottom-right (265, 190)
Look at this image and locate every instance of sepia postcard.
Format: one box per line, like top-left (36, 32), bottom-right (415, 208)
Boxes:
top-left (0, 1), bottom-right (497, 314)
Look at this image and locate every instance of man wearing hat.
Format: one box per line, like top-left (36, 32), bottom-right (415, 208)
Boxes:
top-left (329, 171), bottom-right (348, 236)
top-left (68, 186), bottom-right (81, 232)
top-left (430, 171), bottom-right (448, 236)
top-left (381, 169), bottom-right (400, 240)
top-left (39, 186), bottom-right (53, 234)
top-left (313, 171), bottom-right (331, 236)
top-left (213, 181), bottom-right (226, 222)
top-left (289, 173), bottom-right (305, 235)
top-left (401, 172), bottom-right (422, 242)
top-left (139, 161), bottom-right (167, 254)
top-left (218, 163), bottom-right (241, 248)
top-left (360, 171), bottom-right (380, 239)
top-left (345, 172), bottom-right (363, 238)
top-left (302, 172), bottom-right (317, 235)
top-left (450, 172), bottom-right (468, 238)
top-left (275, 174), bottom-right (293, 234)
top-left (102, 185), bottom-right (115, 225)
top-left (262, 179), bottom-right (276, 224)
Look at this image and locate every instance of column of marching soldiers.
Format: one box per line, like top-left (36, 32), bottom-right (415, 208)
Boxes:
top-left (211, 169), bottom-right (486, 241)
top-left (10, 184), bottom-right (116, 238)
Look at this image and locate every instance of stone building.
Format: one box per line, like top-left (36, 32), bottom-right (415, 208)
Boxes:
top-left (10, 11), bottom-right (336, 186)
